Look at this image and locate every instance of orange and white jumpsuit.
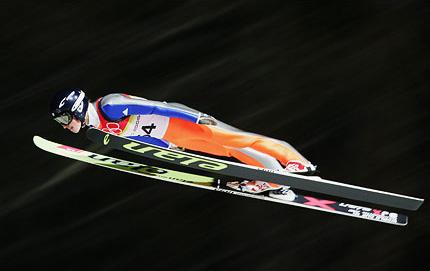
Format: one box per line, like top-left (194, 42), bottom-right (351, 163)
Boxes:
top-left (86, 93), bottom-right (315, 173)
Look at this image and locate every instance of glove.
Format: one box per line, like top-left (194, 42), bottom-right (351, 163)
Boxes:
top-left (197, 114), bottom-right (217, 125)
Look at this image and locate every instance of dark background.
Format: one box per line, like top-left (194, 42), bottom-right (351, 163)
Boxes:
top-left (1, 0), bottom-right (429, 270)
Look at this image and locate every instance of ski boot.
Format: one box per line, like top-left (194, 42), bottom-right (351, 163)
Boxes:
top-left (268, 186), bottom-right (296, 201)
top-left (226, 180), bottom-right (281, 194)
top-left (226, 180), bottom-right (297, 201)
top-left (226, 161), bottom-right (317, 201)
top-left (265, 160), bottom-right (316, 201)
top-left (284, 160), bottom-right (322, 180)
top-left (284, 160), bottom-right (317, 175)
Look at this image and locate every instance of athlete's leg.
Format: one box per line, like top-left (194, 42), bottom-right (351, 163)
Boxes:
top-left (163, 118), bottom-right (274, 167)
top-left (206, 125), bottom-right (311, 167)
top-left (163, 117), bottom-right (308, 198)
top-left (164, 118), bottom-right (313, 170)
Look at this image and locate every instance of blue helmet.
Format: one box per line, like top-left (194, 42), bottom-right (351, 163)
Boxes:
top-left (50, 88), bottom-right (89, 126)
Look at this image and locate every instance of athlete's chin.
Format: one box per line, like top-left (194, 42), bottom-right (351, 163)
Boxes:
top-left (69, 126), bottom-right (81, 133)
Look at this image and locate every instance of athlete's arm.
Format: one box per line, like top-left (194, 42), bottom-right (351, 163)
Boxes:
top-left (99, 93), bottom-right (200, 122)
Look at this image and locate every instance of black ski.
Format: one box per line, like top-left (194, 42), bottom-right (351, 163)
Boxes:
top-left (86, 128), bottom-right (424, 211)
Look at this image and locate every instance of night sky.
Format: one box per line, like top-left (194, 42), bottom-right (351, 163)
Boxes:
top-left (1, 1), bottom-right (429, 270)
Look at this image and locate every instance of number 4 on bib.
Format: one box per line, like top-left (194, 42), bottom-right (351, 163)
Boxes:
top-left (141, 123), bottom-right (156, 135)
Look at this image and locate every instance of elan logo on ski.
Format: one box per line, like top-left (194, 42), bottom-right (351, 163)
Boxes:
top-left (104, 134), bottom-right (110, 145)
top-left (122, 142), bottom-right (229, 171)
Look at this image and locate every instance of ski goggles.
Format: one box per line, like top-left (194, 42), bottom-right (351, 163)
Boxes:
top-left (53, 112), bottom-right (73, 125)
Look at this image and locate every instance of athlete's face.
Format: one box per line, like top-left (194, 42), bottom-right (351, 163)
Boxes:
top-left (62, 118), bottom-right (82, 133)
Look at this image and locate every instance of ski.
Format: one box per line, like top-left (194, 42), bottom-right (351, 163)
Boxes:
top-left (86, 128), bottom-right (424, 211)
top-left (34, 135), bottom-right (408, 226)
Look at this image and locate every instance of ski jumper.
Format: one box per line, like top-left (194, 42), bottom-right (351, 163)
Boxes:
top-left (87, 93), bottom-right (314, 171)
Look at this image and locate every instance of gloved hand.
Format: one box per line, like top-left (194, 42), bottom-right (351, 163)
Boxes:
top-left (197, 114), bottom-right (217, 125)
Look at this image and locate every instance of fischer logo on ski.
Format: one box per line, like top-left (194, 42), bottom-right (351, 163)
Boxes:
top-left (338, 203), bottom-right (400, 223)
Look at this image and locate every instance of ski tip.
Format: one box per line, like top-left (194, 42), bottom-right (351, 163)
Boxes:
top-left (33, 135), bottom-right (47, 149)
top-left (33, 135), bottom-right (41, 145)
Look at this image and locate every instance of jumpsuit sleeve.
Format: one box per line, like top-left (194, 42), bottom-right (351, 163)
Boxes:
top-left (99, 93), bottom-right (200, 122)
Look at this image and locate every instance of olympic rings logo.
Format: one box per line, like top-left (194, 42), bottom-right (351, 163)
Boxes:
top-left (102, 122), bottom-right (123, 135)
